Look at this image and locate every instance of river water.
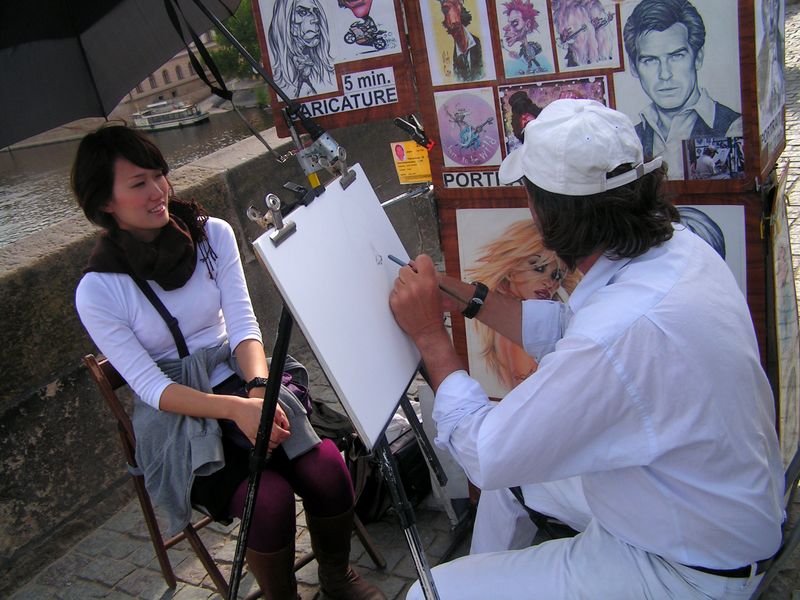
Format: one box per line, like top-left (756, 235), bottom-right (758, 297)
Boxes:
top-left (0, 108), bottom-right (274, 248)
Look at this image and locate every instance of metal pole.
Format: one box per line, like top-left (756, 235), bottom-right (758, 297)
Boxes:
top-left (377, 437), bottom-right (440, 599)
top-left (228, 306), bottom-right (294, 598)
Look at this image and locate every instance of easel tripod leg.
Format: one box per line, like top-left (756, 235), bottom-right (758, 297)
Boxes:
top-left (228, 307), bottom-right (294, 599)
top-left (377, 437), bottom-right (440, 600)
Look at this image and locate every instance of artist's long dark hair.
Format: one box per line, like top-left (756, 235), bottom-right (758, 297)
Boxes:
top-left (525, 164), bottom-right (678, 270)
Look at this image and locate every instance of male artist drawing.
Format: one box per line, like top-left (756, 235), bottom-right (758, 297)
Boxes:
top-left (622, 0), bottom-right (741, 179)
top-left (391, 99), bottom-right (783, 599)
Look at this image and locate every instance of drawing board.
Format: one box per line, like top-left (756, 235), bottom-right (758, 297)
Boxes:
top-left (252, 164), bottom-right (420, 450)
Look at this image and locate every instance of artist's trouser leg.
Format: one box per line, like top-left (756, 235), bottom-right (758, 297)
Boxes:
top-left (470, 488), bottom-right (537, 554)
top-left (470, 476), bottom-right (591, 554)
top-left (407, 519), bottom-right (764, 600)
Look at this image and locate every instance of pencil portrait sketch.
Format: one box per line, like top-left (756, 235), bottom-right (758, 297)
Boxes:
top-left (266, 0), bottom-right (336, 99)
top-left (614, 0), bottom-right (742, 180)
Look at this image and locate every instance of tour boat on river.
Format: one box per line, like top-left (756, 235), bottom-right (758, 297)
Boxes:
top-left (131, 101), bottom-right (209, 131)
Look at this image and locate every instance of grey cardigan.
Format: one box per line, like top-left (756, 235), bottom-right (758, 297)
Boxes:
top-left (131, 342), bottom-right (320, 537)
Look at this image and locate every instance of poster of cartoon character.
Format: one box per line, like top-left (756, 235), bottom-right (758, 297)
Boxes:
top-left (612, 0), bottom-right (742, 181)
top-left (551, 0), bottom-right (620, 72)
top-left (457, 208), bottom-right (582, 398)
top-left (330, 0), bottom-right (402, 61)
top-left (498, 77), bottom-right (608, 154)
top-left (435, 88), bottom-right (502, 167)
top-left (494, 0), bottom-right (555, 78)
top-left (419, 0), bottom-right (497, 86)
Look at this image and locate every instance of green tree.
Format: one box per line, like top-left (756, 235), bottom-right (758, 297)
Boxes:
top-left (210, 0), bottom-right (262, 80)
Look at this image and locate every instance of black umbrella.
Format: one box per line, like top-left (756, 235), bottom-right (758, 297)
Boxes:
top-left (0, 0), bottom-right (241, 149)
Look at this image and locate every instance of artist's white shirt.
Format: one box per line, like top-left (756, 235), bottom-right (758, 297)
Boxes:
top-left (639, 89), bottom-right (742, 180)
top-left (434, 226), bottom-right (784, 568)
top-left (76, 218), bottom-right (262, 408)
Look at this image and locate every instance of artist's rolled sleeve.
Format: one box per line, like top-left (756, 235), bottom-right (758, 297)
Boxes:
top-left (521, 299), bottom-right (569, 361)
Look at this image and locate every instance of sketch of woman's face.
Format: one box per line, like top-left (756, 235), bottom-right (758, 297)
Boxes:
top-left (506, 255), bottom-right (565, 300)
top-left (290, 0), bottom-right (323, 48)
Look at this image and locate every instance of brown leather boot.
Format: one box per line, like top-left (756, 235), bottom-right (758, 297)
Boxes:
top-left (246, 544), bottom-right (298, 600)
top-left (305, 508), bottom-right (385, 600)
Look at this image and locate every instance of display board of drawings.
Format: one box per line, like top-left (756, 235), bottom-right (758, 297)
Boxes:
top-left (253, 0), bottom-right (418, 137)
top-left (400, 0), bottom-right (785, 193)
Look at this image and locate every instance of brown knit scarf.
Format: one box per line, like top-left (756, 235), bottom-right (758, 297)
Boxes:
top-left (84, 200), bottom-right (211, 291)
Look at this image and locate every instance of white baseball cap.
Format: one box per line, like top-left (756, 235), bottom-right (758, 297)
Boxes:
top-left (498, 99), bottom-right (663, 195)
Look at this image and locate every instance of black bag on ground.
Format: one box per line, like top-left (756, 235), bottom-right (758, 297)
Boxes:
top-left (347, 428), bottom-right (432, 524)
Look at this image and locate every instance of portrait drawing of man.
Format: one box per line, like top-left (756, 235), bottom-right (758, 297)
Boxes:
top-left (622, 0), bottom-right (742, 177)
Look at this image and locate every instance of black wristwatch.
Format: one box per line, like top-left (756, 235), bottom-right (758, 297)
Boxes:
top-left (461, 281), bottom-right (488, 319)
top-left (244, 376), bottom-right (269, 393)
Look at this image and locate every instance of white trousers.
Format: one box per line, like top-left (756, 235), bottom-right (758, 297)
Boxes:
top-left (409, 479), bottom-right (764, 600)
top-left (470, 477), bottom-right (590, 554)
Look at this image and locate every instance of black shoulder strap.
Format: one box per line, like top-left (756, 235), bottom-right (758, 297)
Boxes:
top-left (130, 275), bottom-right (190, 358)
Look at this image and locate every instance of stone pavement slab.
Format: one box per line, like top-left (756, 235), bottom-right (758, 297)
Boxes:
top-left (8, 498), bottom-right (469, 600)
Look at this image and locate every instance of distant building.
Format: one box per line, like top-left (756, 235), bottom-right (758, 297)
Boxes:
top-left (112, 33), bottom-right (219, 119)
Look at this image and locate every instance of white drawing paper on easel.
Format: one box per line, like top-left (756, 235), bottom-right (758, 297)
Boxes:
top-left (252, 164), bottom-right (421, 450)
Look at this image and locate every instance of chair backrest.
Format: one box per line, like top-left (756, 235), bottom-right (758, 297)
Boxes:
top-left (83, 354), bottom-right (137, 465)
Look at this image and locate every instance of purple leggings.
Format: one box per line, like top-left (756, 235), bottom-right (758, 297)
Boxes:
top-left (228, 438), bottom-right (354, 552)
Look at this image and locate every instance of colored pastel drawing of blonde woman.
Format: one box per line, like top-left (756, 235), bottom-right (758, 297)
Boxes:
top-left (466, 219), bottom-right (581, 392)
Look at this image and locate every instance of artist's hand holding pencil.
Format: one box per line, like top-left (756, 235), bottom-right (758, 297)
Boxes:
top-left (389, 254), bottom-right (466, 391)
top-left (389, 254), bottom-right (447, 342)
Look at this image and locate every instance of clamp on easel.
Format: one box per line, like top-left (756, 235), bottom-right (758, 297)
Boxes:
top-left (246, 193), bottom-right (297, 247)
top-left (282, 108), bottom-right (356, 192)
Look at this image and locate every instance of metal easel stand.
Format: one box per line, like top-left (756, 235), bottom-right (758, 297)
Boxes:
top-left (228, 306), bottom-right (294, 599)
top-left (376, 421), bottom-right (441, 600)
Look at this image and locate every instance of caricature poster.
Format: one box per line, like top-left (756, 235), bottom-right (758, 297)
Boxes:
top-left (494, 0), bottom-right (556, 78)
top-left (498, 77), bottom-right (608, 153)
top-left (435, 88), bottom-right (502, 167)
top-left (419, 0), bottom-right (497, 86)
top-left (254, 0), bottom-right (415, 135)
top-left (612, 0), bottom-right (742, 181)
top-left (550, 0), bottom-right (620, 73)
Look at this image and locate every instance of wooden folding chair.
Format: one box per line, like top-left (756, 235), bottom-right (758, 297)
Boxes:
top-left (83, 353), bottom-right (385, 598)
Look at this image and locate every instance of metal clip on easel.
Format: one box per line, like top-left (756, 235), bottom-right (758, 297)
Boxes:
top-left (246, 193), bottom-right (296, 247)
top-left (282, 108), bottom-right (356, 192)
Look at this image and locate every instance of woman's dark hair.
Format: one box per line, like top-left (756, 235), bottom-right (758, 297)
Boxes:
top-left (509, 91), bottom-right (542, 142)
top-left (71, 125), bottom-right (170, 230)
top-left (525, 163), bottom-right (677, 270)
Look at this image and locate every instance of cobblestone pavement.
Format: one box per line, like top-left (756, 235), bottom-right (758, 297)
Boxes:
top-left (9, 5), bottom-right (800, 600)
